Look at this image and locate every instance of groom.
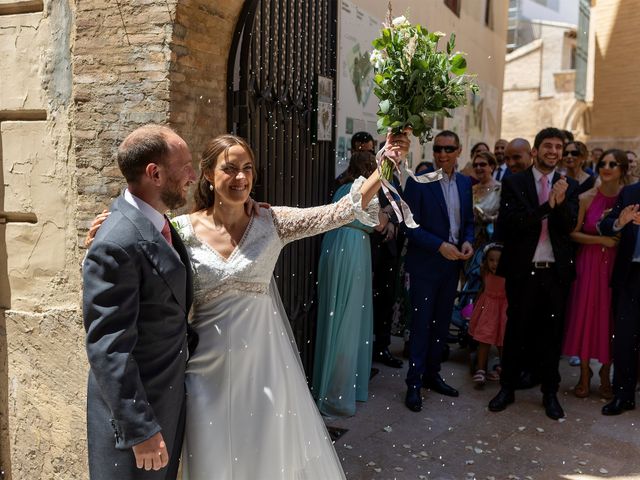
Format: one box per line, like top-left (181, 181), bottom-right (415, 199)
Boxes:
top-left (83, 124), bottom-right (196, 479)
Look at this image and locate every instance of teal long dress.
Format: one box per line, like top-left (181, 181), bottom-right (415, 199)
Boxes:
top-left (312, 182), bottom-right (374, 417)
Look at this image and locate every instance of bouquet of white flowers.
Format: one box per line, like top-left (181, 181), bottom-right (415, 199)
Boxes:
top-left (369, 4), bottom-right (479, 228)
top-left (371, 5), bottom-right (479, 181)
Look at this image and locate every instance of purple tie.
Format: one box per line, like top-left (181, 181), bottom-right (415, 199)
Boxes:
top-left (538, 174), bottom-right (550, 242)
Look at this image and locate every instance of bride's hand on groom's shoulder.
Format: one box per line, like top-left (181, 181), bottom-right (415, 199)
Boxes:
top-left (84, 209), bottom-right (110, 248)
top-left (244, 197), bottom-right (271, 217)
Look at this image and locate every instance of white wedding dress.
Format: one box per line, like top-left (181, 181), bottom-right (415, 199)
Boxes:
top-left (173, 179), bottom-right (378, 480)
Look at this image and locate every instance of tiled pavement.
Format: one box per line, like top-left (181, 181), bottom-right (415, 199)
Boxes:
top-left (330, 339), bottom-right (640, 480)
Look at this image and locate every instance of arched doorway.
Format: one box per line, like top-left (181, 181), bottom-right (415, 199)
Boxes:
top-left (228, 0), bottom-right (337, 369)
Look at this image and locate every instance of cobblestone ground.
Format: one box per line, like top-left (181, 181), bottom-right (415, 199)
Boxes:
top-left (330, 338), bottom-right (640, 480)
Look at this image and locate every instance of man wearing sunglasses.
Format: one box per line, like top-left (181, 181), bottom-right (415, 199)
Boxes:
top-left (402, 130), bottom-right (474, 412)
top-left (489, 127), bottom-right (579, 421)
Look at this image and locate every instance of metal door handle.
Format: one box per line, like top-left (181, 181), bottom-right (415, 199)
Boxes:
top-left (0, 211), bottom-right (38, 224)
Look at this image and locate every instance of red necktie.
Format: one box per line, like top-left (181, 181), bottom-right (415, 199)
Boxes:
top-left (538, 174), bottom-right (550, 242)
top-left (161, 218), bottom-right (173, 246)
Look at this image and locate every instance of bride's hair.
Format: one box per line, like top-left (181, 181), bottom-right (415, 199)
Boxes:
top-left (193, 134), bottom-right (257, 211)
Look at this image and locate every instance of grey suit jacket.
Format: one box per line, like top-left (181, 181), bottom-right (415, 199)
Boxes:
top-left (83, 195), bottom-right (193, 479)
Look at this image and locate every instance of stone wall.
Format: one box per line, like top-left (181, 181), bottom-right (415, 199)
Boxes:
top-left (501, 27), bottom-right (579, 143)
top-left (170, 1), bottom-right (244, 157)
top-left (2, 0), bottom-right (244, 477)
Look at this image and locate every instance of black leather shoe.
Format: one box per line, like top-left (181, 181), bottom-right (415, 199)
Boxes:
top-left (405, 386), bottom-right (422, 412)
top-left (373, 348), bottom-right (404, 368)
top-left (542, 393), bottom-right (565, 420)
top-left (423, 375), bottom-right (459, 397)
top-left (602, 397), bottom-right (636, 416)
top-left (488, 388), bottom-right (515, 412)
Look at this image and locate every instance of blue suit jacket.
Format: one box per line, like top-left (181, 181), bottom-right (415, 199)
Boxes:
top-left (403, 172), bottom-right (474, 277)
top-left (600, 182), bottom-right (640, 288)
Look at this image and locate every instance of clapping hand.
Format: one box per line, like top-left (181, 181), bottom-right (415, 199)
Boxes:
top-left (616, 204), bottom-right (640, 228)
top-left (549, 177), bottom-right (568, 208)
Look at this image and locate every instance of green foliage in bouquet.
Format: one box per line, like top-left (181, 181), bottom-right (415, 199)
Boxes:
top-left (370, 14), bottom-right (479, 145)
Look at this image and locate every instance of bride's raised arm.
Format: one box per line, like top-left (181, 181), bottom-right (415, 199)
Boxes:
top-left (272, 131), bottom-right (410, 245)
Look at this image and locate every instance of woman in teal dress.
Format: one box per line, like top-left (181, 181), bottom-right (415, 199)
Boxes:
top-left (313, 151), bottom-right (389, 417)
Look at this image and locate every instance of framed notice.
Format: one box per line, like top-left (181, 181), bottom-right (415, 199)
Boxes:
top-left (316, 75), bottom-right (333, 142)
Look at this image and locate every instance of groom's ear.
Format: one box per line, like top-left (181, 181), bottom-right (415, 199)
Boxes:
top-left (145, 162), bottom-right (162, 185)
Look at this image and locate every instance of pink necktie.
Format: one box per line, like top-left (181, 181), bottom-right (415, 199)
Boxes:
top-left (161, 218), bottom-right (173, 246)
top-left (538, 174), bottom-right (550, 242)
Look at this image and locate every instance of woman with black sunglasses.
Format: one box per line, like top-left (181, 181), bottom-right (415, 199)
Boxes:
top-left (563, 149), bottom-right (629, 399)
top-left (562, 141), bottom-right (596, 195)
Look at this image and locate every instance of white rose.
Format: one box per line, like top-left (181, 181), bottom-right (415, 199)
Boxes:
top-left (392, 16), bottom-right (409, 27)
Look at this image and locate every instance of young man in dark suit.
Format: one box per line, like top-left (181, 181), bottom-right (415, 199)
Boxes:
top-left (599, 178), bottom-right (640, 415)
top-left (83, 125), bottom-right (196, 479)
top-left (489, 127), bottom-right (579, 420)
top-left (402, 130), bottom-right (474, 412)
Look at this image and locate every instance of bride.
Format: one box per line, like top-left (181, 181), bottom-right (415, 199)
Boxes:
top-left (89, 131), bottom-right (410, 479)
top-left (178, 133), bottom-right (408, 479)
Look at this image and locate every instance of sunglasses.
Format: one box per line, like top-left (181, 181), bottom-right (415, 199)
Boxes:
top-left (472, 162), bottom-right (489, 168)
top-left (433, 145), bottom-right (458, 153)
top-left (597, 160), bottom-right (619, 169)
top-left (564, 150), bottom-right (580, 157)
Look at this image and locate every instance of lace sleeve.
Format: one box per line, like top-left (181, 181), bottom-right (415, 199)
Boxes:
top-left (271, 176), bottom-right (380, 244)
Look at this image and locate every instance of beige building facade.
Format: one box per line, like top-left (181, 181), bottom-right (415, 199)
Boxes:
top-left (351, 0), bottom-right (509, 159)
top-left (502, 0), bottom-right (640, 153)
top-left (587, 0), bottom-right (640, 153)
top-left (501, 21), bottom-right (578, 141)
top-left (1, 1), bottom-right (506, 478)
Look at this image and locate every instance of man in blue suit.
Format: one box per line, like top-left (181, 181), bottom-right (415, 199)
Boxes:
top-left (403, 130), bottom-right (474, 412)
top-left (599, 177), bottom-right (640, 415)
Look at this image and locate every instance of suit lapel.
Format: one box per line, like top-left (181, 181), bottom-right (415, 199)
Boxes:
top-left (428, 180), bottom-right (449, 225)
top-left (114, 197), bottom-right (189, 312)
top-left (524, 168), bottom-right (539, 207)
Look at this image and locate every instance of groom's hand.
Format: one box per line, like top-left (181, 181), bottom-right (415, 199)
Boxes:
top-left (132, 431), bottom-right (169, 471)
top-left (244, 197), bottom-right (271, 217)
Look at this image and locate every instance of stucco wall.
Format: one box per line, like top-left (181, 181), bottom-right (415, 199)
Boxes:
top-left (1, 1), bottom-right (78, 478)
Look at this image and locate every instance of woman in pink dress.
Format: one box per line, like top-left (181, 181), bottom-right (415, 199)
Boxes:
top-left (563, 149), bottom-right (629, 398)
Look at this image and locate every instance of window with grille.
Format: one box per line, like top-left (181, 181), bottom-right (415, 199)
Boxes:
top-left (485, 0), bottom-right (493, 28)
top-left (575, 0), bottom-right (590, 100)
top-left (444, 0), bottom-right (461, 17)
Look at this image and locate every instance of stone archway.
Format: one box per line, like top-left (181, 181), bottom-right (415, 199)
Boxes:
top-left (169, 1), bottom-right (245, 155)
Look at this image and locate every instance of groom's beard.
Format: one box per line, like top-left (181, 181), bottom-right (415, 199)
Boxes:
top-left (161, 178), bottom-right (188, 210)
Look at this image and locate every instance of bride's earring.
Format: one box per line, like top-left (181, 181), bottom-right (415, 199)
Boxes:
top-left (209, 183), bottom-right (214, 191)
